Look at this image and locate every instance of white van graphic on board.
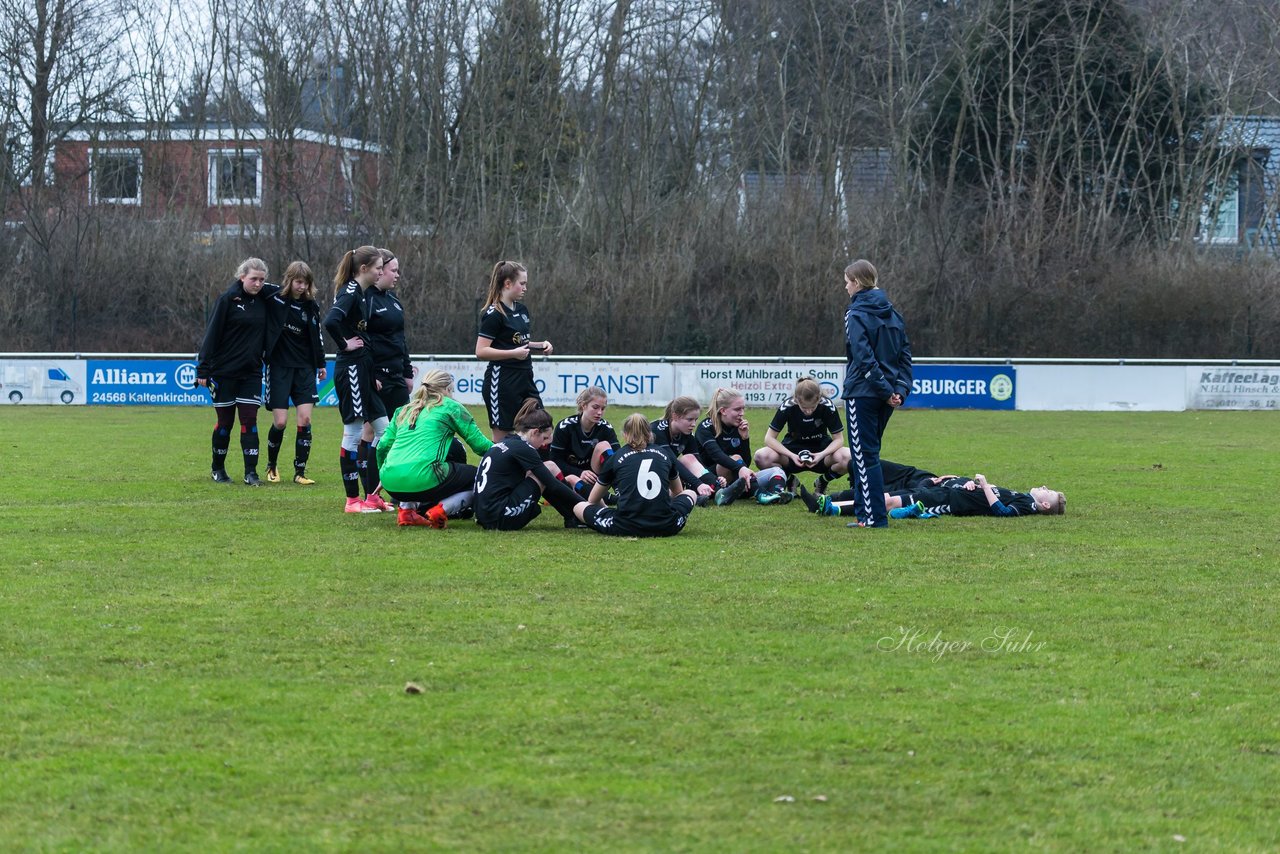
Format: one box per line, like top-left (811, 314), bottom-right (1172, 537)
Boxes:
top-left (1, 364), bottom-right (81, 404)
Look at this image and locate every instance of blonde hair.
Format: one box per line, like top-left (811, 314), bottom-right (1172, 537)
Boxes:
top-left (482, 260), bottom-right (527, 312)
top-left (397, 370), bottom-right (453, 427)
top-left (281, 261), bottom-right (316, 301)
top-left (1044, 490), bottom-right (1066, 515)
top-left (332, 246), bottom-right (382, 298)
top-left (705, 387), bottom-right (744, 436)
top-left (794, 376), bottom-right (822, 405)
top-left (844, 259), bottom-right (878, 291)
top-left (663, 395), bottom-right (700, 422)
top-left (576, 386), bottom-right (606, 412)
top-left (236, 257), bottom-right (267, 280)
top-left (622, 413), bottom-right (651, 451)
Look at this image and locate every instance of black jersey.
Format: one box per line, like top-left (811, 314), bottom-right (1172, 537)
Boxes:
top-left (324, 280), bottom-right (372, 363)
top-left (550, 415), bottom-right (620, 476)
top-left (598, 445), bottom-right (681, 527)
top-left (650, 419), bottom-right (698, 458)
top-left (473, 435), bottom-right (557, 525)
top-left (364, 287), bottom-right (411, 377)
top-left (477, 301), bottom-right (534, 372)
top-left (266, 295), bottom-right (325, 369)
top-left (881, 459), bottom-right (938, 492)
top-left (916, 484), bottom-right (1038, 517)
top-left (196, 280), bottom-right (277, 379)
top-left (694, 417), bottom-right (750, 472)
top-left (768, 396), bottom-right (843, 443)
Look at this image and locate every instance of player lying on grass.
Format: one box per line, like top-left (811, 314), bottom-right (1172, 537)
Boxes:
top-left (752, 377), bottom-right (849, 495)
top-left (799, 473), bottom-right (1065, 518)
top-left (566, 414), bottom-right (698, 537)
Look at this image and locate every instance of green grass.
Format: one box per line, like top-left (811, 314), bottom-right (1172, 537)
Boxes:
top-left (2, 406), bottom-right (1279, 851)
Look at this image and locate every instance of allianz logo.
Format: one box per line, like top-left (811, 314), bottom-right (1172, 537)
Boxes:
top-left (91, 363), bottom-right (196, 386)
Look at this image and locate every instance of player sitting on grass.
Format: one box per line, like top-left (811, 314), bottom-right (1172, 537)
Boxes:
top-left (549, 386), bottom-right (620, 499)
top-left (753, 377), bottom-right (849, 495)
top-left (567, 414), bottom-right (698, 537)
top-left (695, 387), bottom-right (757, 505)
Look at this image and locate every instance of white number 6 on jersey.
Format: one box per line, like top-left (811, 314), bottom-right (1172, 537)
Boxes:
top-left (637, 458), bottom-right (661, 499)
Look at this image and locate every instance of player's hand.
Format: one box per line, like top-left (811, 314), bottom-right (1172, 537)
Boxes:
top-left (317, 368), bottom-right (327, 381)
top-left (344, 336), bottom-right (364, 351)
top-left (514, 346), bottom-right (531, 360)
top-left (541, 340), bottom-right (554, 356)
top-left (789, 452), bottom-right (806, 468)
top-left (696, 483), bottom-right (714, 498)
top-left (888, 392), bottom-right (903, 407)
top-left (737, 418), bottom-right (749, 438)
top-left (717, 476), bottom-right (728, 489)
top-left (737, 465), bottom-right (754, 485)
top-left (375, 379), bottom-right (383, 391)
top-left (975, 473), bottom-right (988, 488)
top-left (580, 470), bottom-right (598, 486)
top-left (195, 377), bottom-right (209, 387)
top-left (962, 480), bottom-right (977, 491)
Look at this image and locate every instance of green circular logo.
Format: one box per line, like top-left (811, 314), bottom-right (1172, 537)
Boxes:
top-left (989, 373), bottom-right (1013, 402)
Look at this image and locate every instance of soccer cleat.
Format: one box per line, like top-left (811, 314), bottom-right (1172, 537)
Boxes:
top-left (265, 466), bottom-right (281, 483)
top-left (363, 493), bottom-right (392, 513)
top-left (816, 495), bottom-right (840, 516)
top-left (714, 477), bottom-right (747, 506)
top-left (785, 473), bottom-right (799, 491)
top-left (424, 503), bottom-right (449, 529)
top-left (293, 474), bottom-right (316, 485)
top-left (564, 516), bottom-right (590, 529)
top-left (694, 491), bottom-right (711, 507)
top-left (345, 497), bottom-right (381, 514)
top-left (757, 490), bottom-right (793, 505)
top-left (243, 471), bottom-right (263, 486)
top-left (796, 484), bottom-right (819, 513)
top-left (813, 474), bottom-right (830, 495)
top-left (211, 469), bottom-right (233, 483)
top-left (397, 507), bottom-right (434, 527)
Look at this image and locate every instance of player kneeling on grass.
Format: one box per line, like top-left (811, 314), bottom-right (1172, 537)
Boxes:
top-left (550, 386), bottom-right (620, 499)
top-left (375, 370), bottom-right (495, 528)
top-left (568, 414), bottom-right (697, 537)
top-left (695, 388), bottom-right (757, 505)
top-left (753, 376), bottom-right (849, 495)
top-left (473, 399), bottom-right (587, 531)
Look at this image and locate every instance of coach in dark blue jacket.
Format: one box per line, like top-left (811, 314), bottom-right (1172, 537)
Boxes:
top-left (841, 259), bottom-right (912, 528)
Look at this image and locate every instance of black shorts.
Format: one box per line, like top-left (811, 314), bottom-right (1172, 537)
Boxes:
top-left (781, 437), bottom-right (839, 474)
top-left (583, 494), bottom-right (695, 537)
top-left (387, 463), bottom-right (477, 506)
top-left (375, 366), bottom-right (411, 415)
top-left (477, 479), bottom-right (543, 530)
top-left (265, 364), bottom-right (319, 410)
top-left (211, 374), bottom-right (262, 407)
top-left (333, 357), bottom-right (387, 425)
top-left (482, 364), bottom-right (541, 430)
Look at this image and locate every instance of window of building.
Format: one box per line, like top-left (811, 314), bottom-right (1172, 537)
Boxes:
top-left (208, 149), bottom-right (262, 205)
top-left (1201, 175), bottom-right (1240, 244)
top-left (91, 149), bottom-right (143, 205)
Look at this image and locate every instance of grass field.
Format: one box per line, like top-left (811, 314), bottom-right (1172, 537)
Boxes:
top-left (2, 405), bottom-right (1278, 851)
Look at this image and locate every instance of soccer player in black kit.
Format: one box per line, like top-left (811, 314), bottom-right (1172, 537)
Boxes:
top-left (649, 396), bottom-right (718, 503)
top-left (196, 257), bottom-right (278, 486)
top-left (695, 388), bottom-right (757, 505)
top-left (323, 246), bottom-right (390, 513)
top-left (549, 386), bottom-right (620, 497)
top-left (474, 260), bottom-right (554, 442)
top-left (263, 261), bottom-right (326, 484)
top-left (568, 414), bottom-right (698, 537)
top-left (473, 399), bottom-right (583, 531)
top-left (753, 376), bottom-right (850, 493)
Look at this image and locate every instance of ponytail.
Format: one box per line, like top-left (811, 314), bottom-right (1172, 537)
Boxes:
top-left (513, 397), bottom-right (550, 432)
top-left (621, 414), bottom-right (651, 451)
top-left (706, 387), bottom-right (744, 436)
top-left (333, 245), bottom-right (381, 299)
top-left (397, 370), bottom-right (453, 428)
top-left (482, 260), bottom-right (527, 312)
